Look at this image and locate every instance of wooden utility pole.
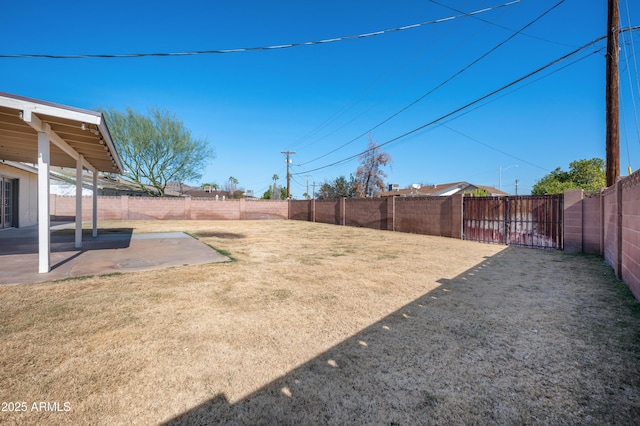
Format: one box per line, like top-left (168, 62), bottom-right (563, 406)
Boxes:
top-left (281, 151), bottom-right (295, 199)
top-left (606, 0), bottom-right (620, 186)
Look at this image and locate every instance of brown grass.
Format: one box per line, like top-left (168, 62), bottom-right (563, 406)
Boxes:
top-left (1, 220), bottom-right (639, 425)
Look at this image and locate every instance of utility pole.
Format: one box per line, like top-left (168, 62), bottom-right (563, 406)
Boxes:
top-left (606, 0), bottom-right (620, 186)
top-left (312, 182), bottom-right (317, 199)
top-left (305, 175), bottom-right (311, 200)
top-left (281, 151), bottom-right (295, 199)
top-left (515, 179), bottom-right (519, 196)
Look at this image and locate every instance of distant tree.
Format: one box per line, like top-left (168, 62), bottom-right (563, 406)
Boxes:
top-left (465, 187), bottom-right (491, 197)
top-left (261, 185), bottom-right (286, 200)
top-left (354, 135), bottom-right (392, 198)
top-left (224, 176), bottom-right (244, 198)
top-left (532, 158), bottom-right (606, 195)
top-left (272, 174), bottom-right (281, 200)
top-left (317, 175), bottom-right (356, 199)
top-left (102, 107), bottom-right (214, 197)
top-left (225, 176), bottom-right (239, 193)
top-left (201, 182), bottom-right (219, 193)
top-left (317, 182), bottom-right (334, 199)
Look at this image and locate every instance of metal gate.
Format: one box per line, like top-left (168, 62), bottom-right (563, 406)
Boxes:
top-left (463, 195), bottom-right (563, 249)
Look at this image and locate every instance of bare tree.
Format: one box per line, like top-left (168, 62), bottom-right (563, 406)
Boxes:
top-left (354, 135), bottom-right (392, 198)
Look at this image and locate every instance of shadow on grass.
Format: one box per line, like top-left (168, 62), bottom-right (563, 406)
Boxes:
top-left (163, 247), bottom-right (640, 425)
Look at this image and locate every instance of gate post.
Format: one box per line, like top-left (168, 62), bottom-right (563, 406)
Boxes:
top-left (451, 193), bottom-right (463, 239)
top-left (504, 196), bottom-right (510, 245)
top-left (563, 189), bottom-right (584, 253)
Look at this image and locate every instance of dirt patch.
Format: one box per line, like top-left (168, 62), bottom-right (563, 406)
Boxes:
top-left (191, 231), bottom-right (245, 239)
top-left (1, 220), bottom-right (639, 425)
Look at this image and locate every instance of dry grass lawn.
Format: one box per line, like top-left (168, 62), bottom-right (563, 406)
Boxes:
top-left (1, 220), bottom-right (639, 425)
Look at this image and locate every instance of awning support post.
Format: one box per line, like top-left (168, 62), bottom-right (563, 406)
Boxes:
top-left (75, 155), bottom-right (83, 248)
top-left (37, 131), bottom-right (50, 273)
top-left (92, 171), bottom-right (98, 238)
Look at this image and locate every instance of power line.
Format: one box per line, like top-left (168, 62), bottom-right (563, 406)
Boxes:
top-left (287, 0), bottom-right (500, 152)
top-left (297, 0), bottom-right (567, 167)
top-left (432, 46), bottom-right (605, 170)
top-left (0, 1), bottom-right (522, 59)
top-left (428, 0), bottom-right (577, 47)
top-left (293, 33), bottom-right (611, 176)
top-left (436, 123), bottom-right (550, 172)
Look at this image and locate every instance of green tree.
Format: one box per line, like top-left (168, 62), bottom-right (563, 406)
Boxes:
top-left (354, 135), bottom-right (392, 198)
top-left (201, 182), bottom-right (219, 192)
top-left (317, 175), bottom-right (356, 199)
top-left (464, 187), bottom-right (490, 197)
top-left (102, 107), bottom-right (214, 197)
top-left (531, 158), bottom-right (606, 195)
top-left (261, 184), bottom-right (286, 200)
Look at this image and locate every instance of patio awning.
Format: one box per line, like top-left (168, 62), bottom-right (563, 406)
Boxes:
top-left (0, 92), bottom-right (124, 274)
top-left (0, 92), bottom-right (122, 173)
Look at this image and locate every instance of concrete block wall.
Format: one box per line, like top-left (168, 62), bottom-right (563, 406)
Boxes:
top-left (621, 173), bottom-right (640, 298)
top-left (563, 170), bottom-right (640, 301)
top-left (97, 196), bottom-right (123, 221)
top-left (450, 193), bottom-right (464, 239)
top-left (243, 200), bottom-right (288, 220)
top-left (128, 197), bottom-right (187, 220)
top-left (50, 195), bottom-right (288, 222)
top-left (582, 195), bottom-right (602, 255)
top-left (394, 197), bottom-right (448, 237)
top-left (289, 200), bottom-right (313, 221)
top-left (563, 190), bottom-right (583, 253)
top-left (344, 198), bottom-right (390, 230)
top-left (289, 194), bottom-right (463, 239)
top-left (189, 198), bottom-right (241, 220)
top-left (314, 200), bottom-right (341, 225)
top-left (602, 184), bottom-right (620, 276)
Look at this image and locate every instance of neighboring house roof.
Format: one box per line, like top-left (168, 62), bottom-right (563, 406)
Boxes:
top-left (45, 169), bottom-right (256, 198)
top-left (49, 166), bottom-right (160, 196)
top-left (183, 188), bottom-right (229, 198)
top-left (380, 182), bottom-right (509, 197)
top-left (1, 161), bottom-right (94, 196)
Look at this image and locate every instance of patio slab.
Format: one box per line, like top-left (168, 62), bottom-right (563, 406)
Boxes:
top-left (0, 223), bottom-right (229, 285)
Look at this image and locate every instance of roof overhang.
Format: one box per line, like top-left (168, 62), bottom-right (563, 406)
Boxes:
top-left (0, 92), bottom-right (123, 173)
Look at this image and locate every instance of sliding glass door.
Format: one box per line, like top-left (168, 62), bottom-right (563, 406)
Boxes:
top-left (0, 177), bottom-right (15, 229)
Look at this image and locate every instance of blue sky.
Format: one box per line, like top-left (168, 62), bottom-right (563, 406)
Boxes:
top-left (2, 0), bottom-right (639, 197)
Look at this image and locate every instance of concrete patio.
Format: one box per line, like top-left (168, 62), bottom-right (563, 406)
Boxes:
top-left (0, 222), bottom-right (229, 285)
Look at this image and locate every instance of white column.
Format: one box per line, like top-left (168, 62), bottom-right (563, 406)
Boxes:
top-left (92, 171), bottom-right (98, 238)
top-left (37, 131), bottom-right (50, 273)
top-left (75, 156), bottom-right (83, 248)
